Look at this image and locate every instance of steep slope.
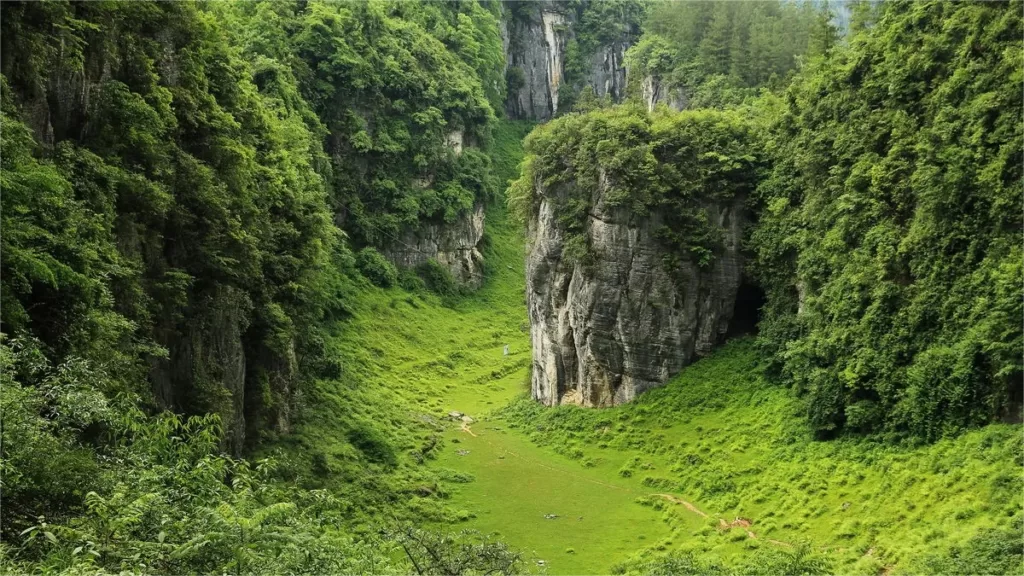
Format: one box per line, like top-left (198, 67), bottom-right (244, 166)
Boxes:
top-left (0, 0), bottom-right (509, 458)
top-left (752, 0), bottom-right (1023, 438)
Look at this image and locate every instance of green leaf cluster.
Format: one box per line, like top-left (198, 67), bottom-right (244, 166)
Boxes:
top-left (751, 0), bottom-right (1023, 439)
top-left (626, 1), bottom-right (838, 108)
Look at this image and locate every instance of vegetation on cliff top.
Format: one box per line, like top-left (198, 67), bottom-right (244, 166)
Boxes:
top-left (515, 0), bottom-right (1023, 441)
top-left (509, 105), bottom-right (761, 268)
top-left (1, 1), bottom-right (1021, 574)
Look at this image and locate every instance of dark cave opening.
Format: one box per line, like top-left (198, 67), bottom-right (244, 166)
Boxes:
top-left (727, 282), bottom-right (766, 337)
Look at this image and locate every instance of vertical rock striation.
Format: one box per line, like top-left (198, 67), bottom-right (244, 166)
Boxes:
top-left (587, 43), bottom-right (629, 103)
top-left (526, 177), bottom-right (748, 407)
top-left (503, 3), bottom-right (568, 120)
top-left (640, 74), bottom-right (688, 112)
top-left (502, 1), bottom-right (637, 120)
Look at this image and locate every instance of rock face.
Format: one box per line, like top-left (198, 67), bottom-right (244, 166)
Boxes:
top-left (526, 177), bottom-right (747, 407)
top-left (640, 75), bottom-right (688, 112)
top-left (503, 4), bottom-right (569, 120)
top-left (385, 203), bottom-right (486, 287)
top-left (586, 43), bottom-right (630, 104)
top-left (383, 129), bottom-right (486, 286)
top-left (502, 2), bottom-right (634, 120)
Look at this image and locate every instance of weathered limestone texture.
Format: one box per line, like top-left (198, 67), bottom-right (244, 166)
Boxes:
top-left (526, 177), bottom-right (746, 407)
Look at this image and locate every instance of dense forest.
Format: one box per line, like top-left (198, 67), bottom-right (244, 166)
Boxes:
top-left (2, 1), bottom-right (1021, 575)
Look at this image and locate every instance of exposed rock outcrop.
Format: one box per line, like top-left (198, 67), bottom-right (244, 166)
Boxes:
top-left (149, 286), bottom-right (256, 456)
top-left (502, 1), bottom-right (636, 120)
top-left (526, 177), bottom-right (747, 407)
top-left (587, 43), bottom-right (630, 103)
top-left (640, 74), bottom-right (687, 112)
top-left (503, 4), bottom-right (569, 120)
top-left (385, 203), bottom-right (486, 287)
top-left (383, 128), bottom-right (487, 286)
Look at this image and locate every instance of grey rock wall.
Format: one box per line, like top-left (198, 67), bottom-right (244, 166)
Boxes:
top-left (587, 43), bottom-right (629, 103)
top-left (383, 128), bottom-right (487, 287)
top-left (502, 1), bottom-right (634, 120)
top-left (526, 175), bottom-right (746, 407)
top-left (503, 4), bottom-right (568, 120)
top-left (385, 202), bottom-right (486, 287)
top-left (640, 74), bottom-right (687, 112)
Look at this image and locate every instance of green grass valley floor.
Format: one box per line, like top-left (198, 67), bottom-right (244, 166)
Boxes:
top-left (284, 122), bottom-right (1023, 575)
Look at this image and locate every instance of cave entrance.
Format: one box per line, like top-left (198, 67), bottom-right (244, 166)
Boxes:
top-left (727, 282), bottom-right (765, 337)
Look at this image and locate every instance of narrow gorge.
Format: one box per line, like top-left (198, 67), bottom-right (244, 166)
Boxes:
top-left (2, 2), bottom-right (1021, 576)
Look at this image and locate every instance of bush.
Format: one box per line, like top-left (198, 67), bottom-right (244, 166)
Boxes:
top-left (356, 247), bottom-right (399, 287)
top-left (398, 268), bottom-right (427, 291)
top-left (417, 259), bottom-right (460, 298)
top-left (908, 527), bottom-right (1024, 576)
top-left (346, 423), bottom-right (398, 467)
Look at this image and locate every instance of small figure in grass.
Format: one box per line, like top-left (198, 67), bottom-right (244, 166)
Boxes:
top-left (503, 344), bottom-right (510, 356)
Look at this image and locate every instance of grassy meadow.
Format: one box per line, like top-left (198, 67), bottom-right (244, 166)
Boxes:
top-left (281, 120), bottom-right (1022, 575)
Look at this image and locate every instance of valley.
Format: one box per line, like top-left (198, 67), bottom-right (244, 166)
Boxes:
top-left (2, 1), bottom-right (1020, 574)
top-left (284, 119), bottom-right (1020, 571)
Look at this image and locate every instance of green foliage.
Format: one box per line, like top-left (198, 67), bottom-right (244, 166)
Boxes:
top-left (346, 422), bottom-right (399, 468)
top-left (0, 334), bottom-right (535, 575)
top-left (390, 526), bottom-right (523, 575)
top-left (232, 0), bottom-right (500, 247)
top-left (750, 0), bottom-right (1024, 439)
top-left (558, 0), bottom-right (647, 113)
top-left (905, 525), bottom-right (1024, 576)
top-left (499, 340), bottom-right (1024, 573)
top-left (417, 259), bottom-right (462, 299)
top-left (614, 545), bottom-right (833, 576)
top-left (510, 105), bottom-right (760, 267)
top-left (626, 1), bottom-right (834, 108)
top-left (0, 0), bottom-right (349, 451)
top-left (356, 247), bottom-right (399, 288)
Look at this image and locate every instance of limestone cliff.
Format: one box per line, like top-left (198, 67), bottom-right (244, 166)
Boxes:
top-left (640, 74), bottom-right (687, 112)
top-left (385, 203), bottom-right (486, 287)
top-left (503, 3), bottom-right (569, 120)
top-left (502, 1), bottom-right (637, 120)
top-left (525, 176), bottom-right (748, 407)
top-left (383, 130), bottom-right (487, 286)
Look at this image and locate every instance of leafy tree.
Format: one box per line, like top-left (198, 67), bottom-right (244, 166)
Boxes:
top-left (751, 0), bottom-right (1023, 439)
top-left (390, 527), bottom-right (523, 576)
top-left (628, 1), bottom-right (830, 108)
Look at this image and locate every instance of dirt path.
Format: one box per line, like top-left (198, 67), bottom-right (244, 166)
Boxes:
top-left (650, 493), bottom-right (709, 518)
top-left (650, 493), bottom-right (791, 547)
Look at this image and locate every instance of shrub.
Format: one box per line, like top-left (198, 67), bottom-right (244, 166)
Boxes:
top-left (356, 247), bottom-right (399, 287)
top-left (346, 423), bottom-right (398, 467)
top-left (417, 259), bottom-right (460, 298)
top-left (397, 267), bottom-right (427, 291)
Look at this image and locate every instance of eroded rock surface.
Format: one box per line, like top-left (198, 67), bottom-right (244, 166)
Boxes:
top-left (502, 2), bottom-right (635, 120)
top-left (385, 203), bottom-right (486, 287)
top-left (526, 178), bottom-right (746, 407)
top-left (640, 74), bottom-right (687, 112)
